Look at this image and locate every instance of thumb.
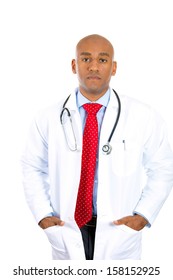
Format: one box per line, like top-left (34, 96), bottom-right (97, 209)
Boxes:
top-left (113, 217), bottom-right (127, 225)
top-left (53, 217), bottom-right (65, 226)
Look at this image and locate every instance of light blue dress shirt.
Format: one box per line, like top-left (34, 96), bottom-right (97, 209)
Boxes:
top-left (76, 88), bottom-right (110, 215)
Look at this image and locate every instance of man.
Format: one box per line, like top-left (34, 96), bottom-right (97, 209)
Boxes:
top-left (22, 34), bottom-right (173, 260)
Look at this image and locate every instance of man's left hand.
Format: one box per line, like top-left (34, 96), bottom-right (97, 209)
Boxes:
top-left (113, 214), bottom-right (148, 231)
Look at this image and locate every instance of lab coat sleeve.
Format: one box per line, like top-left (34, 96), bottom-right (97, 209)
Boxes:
top-left (21, 112), bottom-right (53, 223)
top-left (134, 110), bottom-right (173, 226)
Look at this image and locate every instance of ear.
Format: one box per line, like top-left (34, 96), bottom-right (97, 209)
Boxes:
top-left (71, 59), bottom-right (77, 74)
top-left (111, 61), bottom-right (117, 76)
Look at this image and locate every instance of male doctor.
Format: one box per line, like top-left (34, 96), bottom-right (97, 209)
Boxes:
top-left (22, 34), bottom-right (173, 260)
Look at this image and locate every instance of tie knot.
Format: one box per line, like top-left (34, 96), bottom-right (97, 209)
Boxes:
top-left (83, 103), bottom-right (102, 115)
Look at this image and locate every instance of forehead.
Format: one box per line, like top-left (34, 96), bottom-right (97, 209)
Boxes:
top-left (76, 37), bottom-right (114, 57)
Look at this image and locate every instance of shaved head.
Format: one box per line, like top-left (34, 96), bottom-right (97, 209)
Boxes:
top-left (76, 34), bottom-right (115, 60)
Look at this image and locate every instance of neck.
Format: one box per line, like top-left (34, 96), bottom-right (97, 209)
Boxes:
top-left (80, 88), bottom-right (108, 101)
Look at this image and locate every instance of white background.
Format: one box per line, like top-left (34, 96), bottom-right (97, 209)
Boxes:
top-left (0, 0), bottom-right (173, 277)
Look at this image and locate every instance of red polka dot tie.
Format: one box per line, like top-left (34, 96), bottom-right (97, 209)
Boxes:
top-left (75, 103), bottom-right (102, 228)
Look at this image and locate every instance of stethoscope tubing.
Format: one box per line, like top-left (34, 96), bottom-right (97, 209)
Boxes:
top-left (107, 89), bottom-right (121, 143)
top-left (60, 89), bottom-right (121, 154)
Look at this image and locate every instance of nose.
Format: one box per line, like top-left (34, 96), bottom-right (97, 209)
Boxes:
top-left (88, 59), bottom-right (99, 72)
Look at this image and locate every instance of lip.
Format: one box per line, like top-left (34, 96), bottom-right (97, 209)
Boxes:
top-left (87, 75), bottom-right (101, 80)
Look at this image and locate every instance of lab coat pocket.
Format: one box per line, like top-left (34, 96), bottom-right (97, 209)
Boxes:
top-left (95, 222), bottom-right (142, 260)
top-left (112, 140), bottom-right (142, 176)
top-left (44, 225), bottom-right (66, 253)
top-left (110, 224), bottom-right (142, 259)
top-left (119, 224), bottom-right (140, 234)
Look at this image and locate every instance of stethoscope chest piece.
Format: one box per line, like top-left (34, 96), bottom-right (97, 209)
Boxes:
top-left (102, 143), bottom-right (112, 155)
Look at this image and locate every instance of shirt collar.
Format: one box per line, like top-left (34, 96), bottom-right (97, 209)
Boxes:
top-left (76, 88), bottom-right (110, 109)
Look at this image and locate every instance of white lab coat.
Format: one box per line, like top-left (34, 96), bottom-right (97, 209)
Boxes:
top-left (22, 89), bottom-right (173, 260)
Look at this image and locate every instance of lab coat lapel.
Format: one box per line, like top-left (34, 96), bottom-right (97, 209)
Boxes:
top-left (63, 91), bottom-right (83, 151)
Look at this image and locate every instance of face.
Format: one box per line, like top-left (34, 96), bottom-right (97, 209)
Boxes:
top-left (71, 35), bottom-right (117, 100)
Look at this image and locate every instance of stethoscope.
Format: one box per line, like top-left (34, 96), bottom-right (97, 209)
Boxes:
top-left (60, 89), bottom-right (121, 155)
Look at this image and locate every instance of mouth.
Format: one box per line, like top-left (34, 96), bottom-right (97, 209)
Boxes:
top-left (87, 75), bottom-right (101, 80)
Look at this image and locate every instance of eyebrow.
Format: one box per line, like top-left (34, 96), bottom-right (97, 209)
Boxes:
top-left (80, 52), bottom-right (110, 57)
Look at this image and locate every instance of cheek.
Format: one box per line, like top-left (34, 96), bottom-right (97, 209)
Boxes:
top-left (100, 65), bottom-right (113, 75)
top-left (76, 68), bottom-right (86, 80)
top-left (102, 70), bottom-right (113, 81)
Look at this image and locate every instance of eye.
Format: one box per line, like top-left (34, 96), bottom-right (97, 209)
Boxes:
top-left (99, 58), bottom-right (107, 63)
top-left (82, 57), bottom-right (91, 62)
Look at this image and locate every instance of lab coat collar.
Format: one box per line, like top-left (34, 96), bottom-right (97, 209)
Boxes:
top-left (65, 88), bottom-right (120, 111)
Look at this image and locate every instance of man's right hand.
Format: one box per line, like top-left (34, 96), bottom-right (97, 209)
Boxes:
top-left (38, 216), bottom-right (65, 229)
